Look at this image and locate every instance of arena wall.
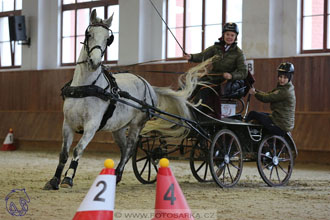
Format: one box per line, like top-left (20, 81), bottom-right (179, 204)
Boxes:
top-left (0, 56), bottom-right (329, 163)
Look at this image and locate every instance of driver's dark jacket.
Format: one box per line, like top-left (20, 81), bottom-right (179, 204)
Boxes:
top-left (255, 82), bottom-right (296, 132)
top-left (189, 40), bottom-right (248, 84)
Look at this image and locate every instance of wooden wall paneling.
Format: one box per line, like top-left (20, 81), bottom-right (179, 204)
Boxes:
top-left (39, 69), bottom-right (74, 111)
top-left (293, 112), bottom-right (330, 151)
top-left (0, 55), bottom-right (329, 157)
top-left (299, 56), bottom-right (313, 112)
top-left (311, 56), bottom-right (330, 111)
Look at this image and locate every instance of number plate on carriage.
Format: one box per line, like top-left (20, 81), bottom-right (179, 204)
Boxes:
top-left (221, 103), bottom-right (236, 118)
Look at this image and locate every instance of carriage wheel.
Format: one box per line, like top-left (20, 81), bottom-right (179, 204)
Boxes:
top-left (257, 135), bottom-right (293, 187)
top-left (132, 135), bottom-right (162, 184)
top-left (189, 139), bottom-right (213, 182)
top-left (209, 129), bottom-right (243, 188)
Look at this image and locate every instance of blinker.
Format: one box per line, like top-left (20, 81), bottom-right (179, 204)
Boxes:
top-left (107, 34), bottom-right (114, 46)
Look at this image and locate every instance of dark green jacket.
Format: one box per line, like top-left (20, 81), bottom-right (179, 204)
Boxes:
top-left (190, 41), bottom-right (247, 84)
top-left (255, 82), bottom-right (296, 132)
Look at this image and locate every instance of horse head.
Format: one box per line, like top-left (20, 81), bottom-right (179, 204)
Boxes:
top-left (82, 9), bottom-right (114, 69)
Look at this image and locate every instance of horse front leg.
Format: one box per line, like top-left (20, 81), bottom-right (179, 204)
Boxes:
top-left (44, 121), bottom-right (74, 190)
top-left (61, 127), bottom-right (98, 188)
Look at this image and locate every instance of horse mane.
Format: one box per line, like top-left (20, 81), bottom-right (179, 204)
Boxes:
top-left (141, 56), bottom-right (216, 141)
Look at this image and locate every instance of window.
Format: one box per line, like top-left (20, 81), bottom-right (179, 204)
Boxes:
top-left (301, 0), bottom-right (330, 53)
top-left (0, 0), bottom-right (22, 69)
top-left (61, 0), bottom-right (119, 66)
top-left (166, 0), bottom-right (242, 58)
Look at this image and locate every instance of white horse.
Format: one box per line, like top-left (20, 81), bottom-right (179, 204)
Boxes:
top-left (44, 9), bottom-right (208, 190)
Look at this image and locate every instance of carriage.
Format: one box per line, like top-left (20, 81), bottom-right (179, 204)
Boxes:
top-left (130, 90), bottom-right (298, 188)
top-left (44, 10), bottom-right (297, 190)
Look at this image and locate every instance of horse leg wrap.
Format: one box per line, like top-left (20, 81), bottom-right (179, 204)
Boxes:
top-left (54, 168), bottom-right (63, 180)
top-left (54, 152), bottom-right (69, 179)
top-left (65, 160), bottom-right (79, 179)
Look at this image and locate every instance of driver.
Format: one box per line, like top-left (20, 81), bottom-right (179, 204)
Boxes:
top-left (245, 62), bottom-right (296, 136)
top-left (183, 22), bottom-right (247, 119)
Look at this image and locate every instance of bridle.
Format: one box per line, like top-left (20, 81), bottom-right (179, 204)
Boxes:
top-left (77, 23), bottom-right (114, 65)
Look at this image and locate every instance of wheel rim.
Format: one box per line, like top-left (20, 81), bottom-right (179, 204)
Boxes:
top-left (190, 139), bottom-right (213, 182)
top-left (257, 136), bottom-right (293, 187)
top-left (210, 129), bottom-right (243, 188)
top-left (132, 136), bottom-right (159, 184)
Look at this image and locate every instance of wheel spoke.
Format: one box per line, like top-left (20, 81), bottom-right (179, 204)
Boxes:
top-left (278, 164), bottom-right (288, 176)
top-left (227, 137), bottom-right (234, 155)
top-left (277, 143), bottom-right (285, 157)
top-left (269, 165), bottom-right (274, 179)
top-left (222, 135), bottom-right (226, 154)
top-left (260, 153), bottom-right (272, 159)
top-left (216, 163), bottom-right (225, 177)
top-left (272, 137), bottom-right (277, 156)
top-left (263, 161), bottom-right (273, 170)
top-left (204, 163), bottom-right (209, 180)
top-left (136, 155), bottom-right (148, 163)
top-left (226, 164), bottom-right (234, 183)
top-left (196, 161), bottom-right (206, 173)
top-left (147, 158), bottom-right (151, 181)
top-left (264, 141), bottom-right (270, 149)
top-left (278, 158), bottom-right (291, 162)
top-left (222, 163), bottom-right (226, 180)
top-left (152, 161), bottom-right (158, 171)
top-left (229, 161), bottom-right (240, 170)
top-left (203, 163), bottom-right (209, 180)
top-left (139, 158), bottom-right (149, 176)
top-left (275, 166), bottom-right (281, 183)
top-left (231, 150), bottom-right (241, 158)
top-left (148, 138), bottom-right (155, 151)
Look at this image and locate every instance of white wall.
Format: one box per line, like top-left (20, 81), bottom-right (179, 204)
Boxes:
top-left (21, 0), bottom-right (39, 70)
top-left (21, 0), bottom-right (59, 70)
top-left (138, 0), bottom-right (163, 64)
top-left (283, 0), bottom-right (299, 56)
top-left (37, 0), bottom-right (59, 69)
top-left (242, 0), bottom-right (298, 59)
top-left (118, 0), bottom-right (163, 65)
top-left (17, 0), bottom-right (301, 70)
top-left (118, 0), bottom-right (140, 65)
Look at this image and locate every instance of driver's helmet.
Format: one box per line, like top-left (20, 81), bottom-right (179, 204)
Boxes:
top-left (277, 62), bottom-right (294, 81)
top-left (222, 22), bottom-right (239, 35)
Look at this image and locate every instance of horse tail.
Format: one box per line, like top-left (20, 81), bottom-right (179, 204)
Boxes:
top-left (141, 56), bottom-right (215, 141)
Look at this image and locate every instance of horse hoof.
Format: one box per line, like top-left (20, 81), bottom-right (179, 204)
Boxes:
top-left (60, 177), bottom-right (73, 188)
top-left (43, 177), bottom-right (60, 190)
top-left (116, 174), bottom-right (122, 184)
top-left (115, 169), bottom-right (122, 184)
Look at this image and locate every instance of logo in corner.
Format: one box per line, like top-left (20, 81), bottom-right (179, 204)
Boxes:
top-left (5, 188), bottom-right (30, 216)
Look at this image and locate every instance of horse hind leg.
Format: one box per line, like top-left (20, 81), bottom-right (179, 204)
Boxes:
top-left (112, 127), bottom-right (127, 183)
top-left (114, 121), bottom-right (145, 183)
top-left (44, 121), bottom-right (74, 190)
top-left (60, 127), bottom-right (98, 188)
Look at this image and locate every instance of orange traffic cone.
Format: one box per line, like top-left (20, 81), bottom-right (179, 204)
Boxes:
top-left (1, 128), bottom-right (16, 151)
top-left (73, 159), bottom-right (116, 220)
top-left (153, 158), bottom-right (194, 220)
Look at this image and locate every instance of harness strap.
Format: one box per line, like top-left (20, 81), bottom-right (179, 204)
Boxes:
top-left (61, 83), bottom-right (110, 101)
top-left (60, 68), bottom-right (119, 133)
top-left (102, 66), bottom-right (118, 92)
top-left (97, 67), bottom-right (119, 131)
